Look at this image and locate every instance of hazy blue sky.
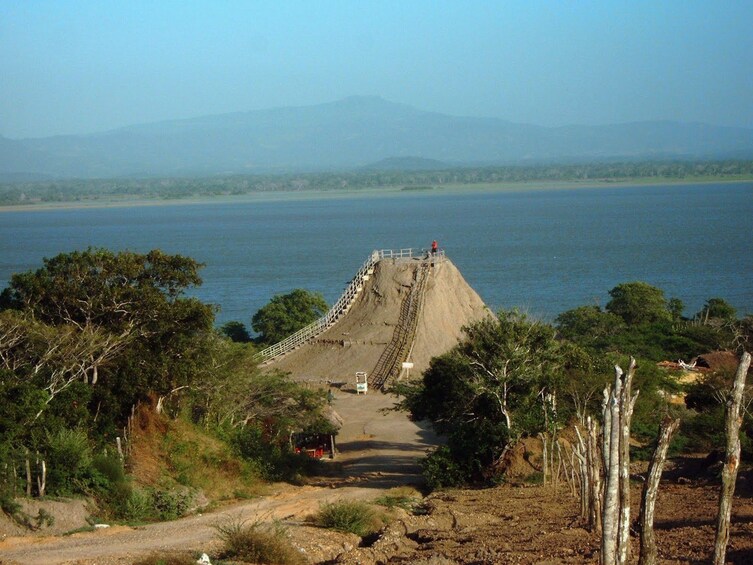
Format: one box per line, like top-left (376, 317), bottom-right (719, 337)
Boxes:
top-left (2, 1), bottom-right (752, 138)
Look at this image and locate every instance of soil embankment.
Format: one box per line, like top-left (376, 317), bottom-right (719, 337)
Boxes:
top-left (270, 257), bottom-right (490, 384)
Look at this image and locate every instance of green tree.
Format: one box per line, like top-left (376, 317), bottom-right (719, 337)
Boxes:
top-left (605, 282), bottom-right (672, 325)
top-left (402, 311), bottom-right (563, 481)
top-left (0, 248), bottom-right (214, 428)
top-left (220, 321), bottom-right (252, 343)
top-left (668, 297), bottom-right (685, 321)
top-left (695, 297), bottom-right (737, 322)
top-left (555, 305), bottom-right (625, 346)
top-left (251, 289), bottom-right (328, 346)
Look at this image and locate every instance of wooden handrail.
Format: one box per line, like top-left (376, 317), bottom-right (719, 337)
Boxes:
top-left (256, 248), bottom-right (444, 362)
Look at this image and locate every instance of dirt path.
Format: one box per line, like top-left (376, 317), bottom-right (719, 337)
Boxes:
top-left (0, 391), bottom-right (436, 564)
top-left (324, 388), bottom-right (439, 487)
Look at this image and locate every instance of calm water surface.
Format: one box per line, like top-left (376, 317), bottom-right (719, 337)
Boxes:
top-left (1, 183), bottom-right (751, 326)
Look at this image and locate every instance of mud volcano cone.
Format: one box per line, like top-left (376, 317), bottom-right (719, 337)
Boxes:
top-left (268, 256), bottom-right (489, 386)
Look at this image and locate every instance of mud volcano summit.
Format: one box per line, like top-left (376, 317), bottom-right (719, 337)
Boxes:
top-left (260, 248), bottom-right (490, 386)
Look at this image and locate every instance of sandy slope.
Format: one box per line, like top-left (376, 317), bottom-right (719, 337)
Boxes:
top-left (269, 257), bottom-right (490, 384)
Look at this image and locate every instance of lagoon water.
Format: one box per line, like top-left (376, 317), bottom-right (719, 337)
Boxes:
top-left (1, 182), bottom-right (752, 326)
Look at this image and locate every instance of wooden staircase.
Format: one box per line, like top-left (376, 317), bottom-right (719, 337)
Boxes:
top-left (369, 262), bottom-right (431, 390)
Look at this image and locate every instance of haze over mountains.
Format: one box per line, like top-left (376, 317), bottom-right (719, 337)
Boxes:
top-left (2, 96), bottom-right (753, 180)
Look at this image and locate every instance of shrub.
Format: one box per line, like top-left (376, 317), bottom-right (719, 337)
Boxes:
top-left (231, 424), bottom-right (322, 482)
top-left (45, 428), bottom-right (94, 494)
top-left (131, 553), bottom-right (197, 565)
top-left (215, 519), bottom-right (305, 565)
top-left (123, 487), bottom-right (152, 522)
top-left (314, 500), bottom-right (382, 536)
top-left (150, 488), bottom-right (193, 521)
top-left (421, 446), bottom-right (469, 490)
top-left (373, 486), bottom-right (423, 512)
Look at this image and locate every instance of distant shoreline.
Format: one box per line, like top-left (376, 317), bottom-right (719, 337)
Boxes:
top-left (0, 177), bottom-right (751, 213)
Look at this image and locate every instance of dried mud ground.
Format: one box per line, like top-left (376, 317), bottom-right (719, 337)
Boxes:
top-left (2, 389), bottom-right (753, 564)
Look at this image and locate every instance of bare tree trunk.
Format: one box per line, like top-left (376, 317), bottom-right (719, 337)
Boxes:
top-left (25, 450), bottom-right (32, 497)
top-left (601, 367), bottom-right (623, 565)
top-left (574, 425), bottom-right (590, 521)
top-left (712, 351), bottom-right (751, 565)
top-left (588, 416), bottom-right (603, 533)
top-left (569, 445), bottom-right (579, 496)
top-left (554, 436), bottom-right (562, 488)
top-left (540, 433), bottom-right (548, 485)
top-left (557, 441), bottom-right (571, 494)
top-left (618, 358), bottom-right (639, 565)
top-left (639, 416), bottom-right (680, 565)
top-left (36, 459), bottom-right (46, 498)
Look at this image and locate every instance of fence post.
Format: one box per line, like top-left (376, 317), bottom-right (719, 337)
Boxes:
top-left (712, 351), bottom-right (751, 565)
top-left (639, 416), bottom-right (680, 565)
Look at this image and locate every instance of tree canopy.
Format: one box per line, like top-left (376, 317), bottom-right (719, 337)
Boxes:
top-left (251, 288), bottom-right (328, 346)
top-left (696, 297), bottom-right (737, 322)
top-left (0, 248), bottom-right (214, 430)
top-left (0, 248), bottom-right (335, 501)
top-left (605, 281), bottom-right (672, 325)
top-left (402, 310), bottom-right (571, 484)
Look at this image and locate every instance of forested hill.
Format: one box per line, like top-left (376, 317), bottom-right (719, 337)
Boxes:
top-left (2, 96), bottom-right (753, 179)
top-left (2, 160), bottom-right (752, 206)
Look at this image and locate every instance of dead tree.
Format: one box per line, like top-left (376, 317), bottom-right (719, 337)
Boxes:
top-left (712, 351), bottom-right (751, 565)
top-left (574, 426), bottom-right (590, 520)
top-left (587, 416), bottom-right (603, 533)
top-left (601, 358), bottom-right (638, 565)
top-left (617, 359), bottom-right (639, 565)
top-left (638, 416), bottom-right (680, 565)
top-left (540, 433), bottom-right (548, 485)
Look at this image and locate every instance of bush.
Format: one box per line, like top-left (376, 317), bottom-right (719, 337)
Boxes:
top-left (123, 487), bottom-right (153, 522)
top-left (373, 486), bottom-right (423, 512)
top-left (45, 428), bottom-right (94, 494)
top-left (215, 519), bottom-right (305, 565)
top-left (231, 424), bottom-right (321, 482)
top-left (150, 488), bottom-right (193, 521)
top-left (131, 553), bottom-right (197, 565)
top-left (114, 486), bottom-right (193, 523)
top-left (422, 446), bottom-right (468, 490)
top-left (314, 500), bottom-right (382, 536)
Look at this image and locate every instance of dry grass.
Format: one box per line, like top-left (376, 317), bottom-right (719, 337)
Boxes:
top-left (373, 486), bottom-right (424, 512)
top-left (215, 519), bottom-right (306, 565)
top-left (313, 500), bottom-right (385, 537)
top-left (127, 405), bottom-right (263, 501)
top-left (131, 551), bottom-right (196, 565)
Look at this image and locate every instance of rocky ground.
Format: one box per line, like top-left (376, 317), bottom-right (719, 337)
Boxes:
top-left (335, 471), bottom-right (753, 564)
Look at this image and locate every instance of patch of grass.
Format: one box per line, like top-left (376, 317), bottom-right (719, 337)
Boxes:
top-left (373, 486), bottom-right (423, 512)
top-left (131, 552), bottom-right (197, 565)
top-left (313, 500), bottom-right (383, 537)
top-left (215, 519), bottom-right (305, 565)
top-left (161, 421), bottom-right (262, 499)
top-left (63, 525), bottom-right (97, 536)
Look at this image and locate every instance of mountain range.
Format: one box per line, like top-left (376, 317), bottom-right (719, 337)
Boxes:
top-left (2, 96), bottom-right (753, 179)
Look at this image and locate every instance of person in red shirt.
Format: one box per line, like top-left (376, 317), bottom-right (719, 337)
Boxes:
top-left (431, 240), bottom-right (438, 255)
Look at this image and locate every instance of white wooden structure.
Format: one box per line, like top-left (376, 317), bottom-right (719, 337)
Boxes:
top-left (355, 371), bottom-right (368, 394)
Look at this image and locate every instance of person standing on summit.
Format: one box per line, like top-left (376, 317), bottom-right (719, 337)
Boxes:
top-left (431, 240), bottom-right (438, 255)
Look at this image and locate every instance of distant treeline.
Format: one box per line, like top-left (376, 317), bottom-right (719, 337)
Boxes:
top-left (2, 159), bottom-right (752, 206)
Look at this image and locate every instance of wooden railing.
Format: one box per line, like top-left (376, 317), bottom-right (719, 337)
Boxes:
top-left (256, 248), bottom-right (444, 362)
